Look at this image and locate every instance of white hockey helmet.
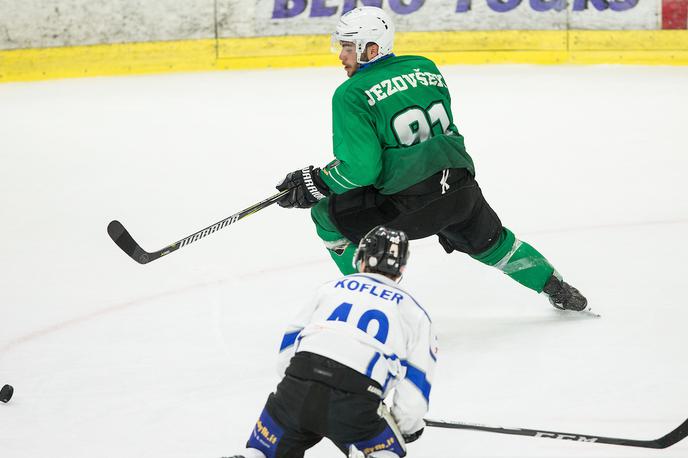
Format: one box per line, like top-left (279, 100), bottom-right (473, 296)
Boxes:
top-left (332, 6), bottom-right (395, 64)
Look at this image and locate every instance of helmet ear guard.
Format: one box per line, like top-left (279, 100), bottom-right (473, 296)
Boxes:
top-left (353, 226), bottom-right (410, 280)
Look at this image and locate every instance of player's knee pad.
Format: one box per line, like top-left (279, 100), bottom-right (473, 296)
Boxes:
top-left (246, 407), bottom-right (284, 458)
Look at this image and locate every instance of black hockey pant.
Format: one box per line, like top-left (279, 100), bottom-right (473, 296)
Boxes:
top-left (245, 352), bottom-right (405, 458)
top-left (329, 168), bottom-right (503, 255)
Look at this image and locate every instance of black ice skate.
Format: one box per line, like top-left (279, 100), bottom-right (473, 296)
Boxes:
top-left (543, 274), bottom-right (589, 312)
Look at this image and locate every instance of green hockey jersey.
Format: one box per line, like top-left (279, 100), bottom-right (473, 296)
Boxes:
top-left (319, 55), bottom-right (475, 195)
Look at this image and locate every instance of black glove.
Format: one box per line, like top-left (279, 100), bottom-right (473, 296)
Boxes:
top-left (403, 428), bottom-right (424, 444)
top-left (276, 166), bottom-right (330, 209)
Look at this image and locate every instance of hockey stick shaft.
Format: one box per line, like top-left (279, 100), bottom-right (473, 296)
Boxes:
top-left (107, 189), bottom-right (289, 264)
top-left (424, 417), bottom-right (688, 449)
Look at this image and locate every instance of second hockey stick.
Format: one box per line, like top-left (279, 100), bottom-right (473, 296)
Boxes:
top-left (107, 189), bottom-right (288, 264)
top-left (424, 416), bottom-right (688, 449)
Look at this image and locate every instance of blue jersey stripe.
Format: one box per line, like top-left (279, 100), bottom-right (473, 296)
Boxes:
top-left (401, 360), bottom-right (432, 402)
top-left (279, 330), bottom-right (301, 352)
top-left (365, 352), bottom-right (381, 378)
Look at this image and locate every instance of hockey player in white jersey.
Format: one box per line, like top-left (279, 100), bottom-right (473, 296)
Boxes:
top-left (227, 226), bottom-right (437, 458)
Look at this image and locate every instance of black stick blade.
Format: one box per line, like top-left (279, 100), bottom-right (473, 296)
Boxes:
top-left (107, 220), bottom-right (152, 264)
top-left (106, 190), bottom-right (287, 265)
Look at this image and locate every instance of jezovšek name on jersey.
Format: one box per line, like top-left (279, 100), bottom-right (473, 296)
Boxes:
top-left (364, 68), bottom-right (447, 107)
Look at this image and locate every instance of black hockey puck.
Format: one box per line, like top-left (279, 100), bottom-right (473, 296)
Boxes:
top-left (0, 384), bottom-right (13, 403)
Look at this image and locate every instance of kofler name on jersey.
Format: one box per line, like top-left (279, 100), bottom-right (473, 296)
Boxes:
top-left (334, 277), bottom-right (404, 304)
top-left (364, 69), bottom-right (447, 107)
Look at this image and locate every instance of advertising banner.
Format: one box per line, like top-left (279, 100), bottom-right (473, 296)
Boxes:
top-left (242, 0), bottom-right (661, 36)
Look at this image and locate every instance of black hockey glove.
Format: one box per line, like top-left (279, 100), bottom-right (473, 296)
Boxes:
top-left (403, 428), bottom-right (424, 444)
top-left (276, 166), bottom-right (330, 209)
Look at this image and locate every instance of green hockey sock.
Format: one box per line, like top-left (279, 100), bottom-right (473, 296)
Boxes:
top-left (327, 243), bottom-right (357, 275)
top-left (311, 199), bottom-right (357, 275)
top-left (471, 227), bottom-right (554, 293)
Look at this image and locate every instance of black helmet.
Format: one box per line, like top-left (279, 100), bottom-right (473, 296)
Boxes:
top-left (353, 226), bottom-right (410, 278)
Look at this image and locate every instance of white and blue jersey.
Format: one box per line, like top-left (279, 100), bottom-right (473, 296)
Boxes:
top-left (277, 272), bottom-right (438, 435)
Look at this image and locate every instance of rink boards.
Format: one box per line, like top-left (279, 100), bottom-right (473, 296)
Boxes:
top-left (0, 0), bottom-right (687, 82)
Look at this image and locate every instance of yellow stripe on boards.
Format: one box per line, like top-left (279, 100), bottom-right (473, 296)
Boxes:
top-left (569, 30), bottom-right (688, 50)
top-left (0, 39), bottom-right (217, 83)
top-left (570, 50), bottom-right (688, 65)
top-left (1, 31), bottom-right (687, 84)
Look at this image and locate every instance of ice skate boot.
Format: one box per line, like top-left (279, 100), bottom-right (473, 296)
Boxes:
top-left (543, 273), bottom-right (589, 312)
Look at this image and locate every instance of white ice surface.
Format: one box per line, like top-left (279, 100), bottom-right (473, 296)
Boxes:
top-left (1, 64), bottom-right (687, 458)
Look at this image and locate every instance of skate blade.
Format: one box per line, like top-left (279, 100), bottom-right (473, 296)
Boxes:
top-left (580, 308), bottom-right (601, 318)
top-left (558, 307), bottom-right (601, 318)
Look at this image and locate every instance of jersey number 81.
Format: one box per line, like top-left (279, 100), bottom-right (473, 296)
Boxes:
top-left (392, 101), bottom-right (451, 147)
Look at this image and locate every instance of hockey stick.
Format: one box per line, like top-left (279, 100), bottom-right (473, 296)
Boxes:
top-left (107, 190), bottom-right (289, 264)
top-left (424, 417), bottom-right (688, 449)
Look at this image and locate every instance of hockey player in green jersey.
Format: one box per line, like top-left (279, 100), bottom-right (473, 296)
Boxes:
top-left (275, 6), bottom-right (588, 313)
